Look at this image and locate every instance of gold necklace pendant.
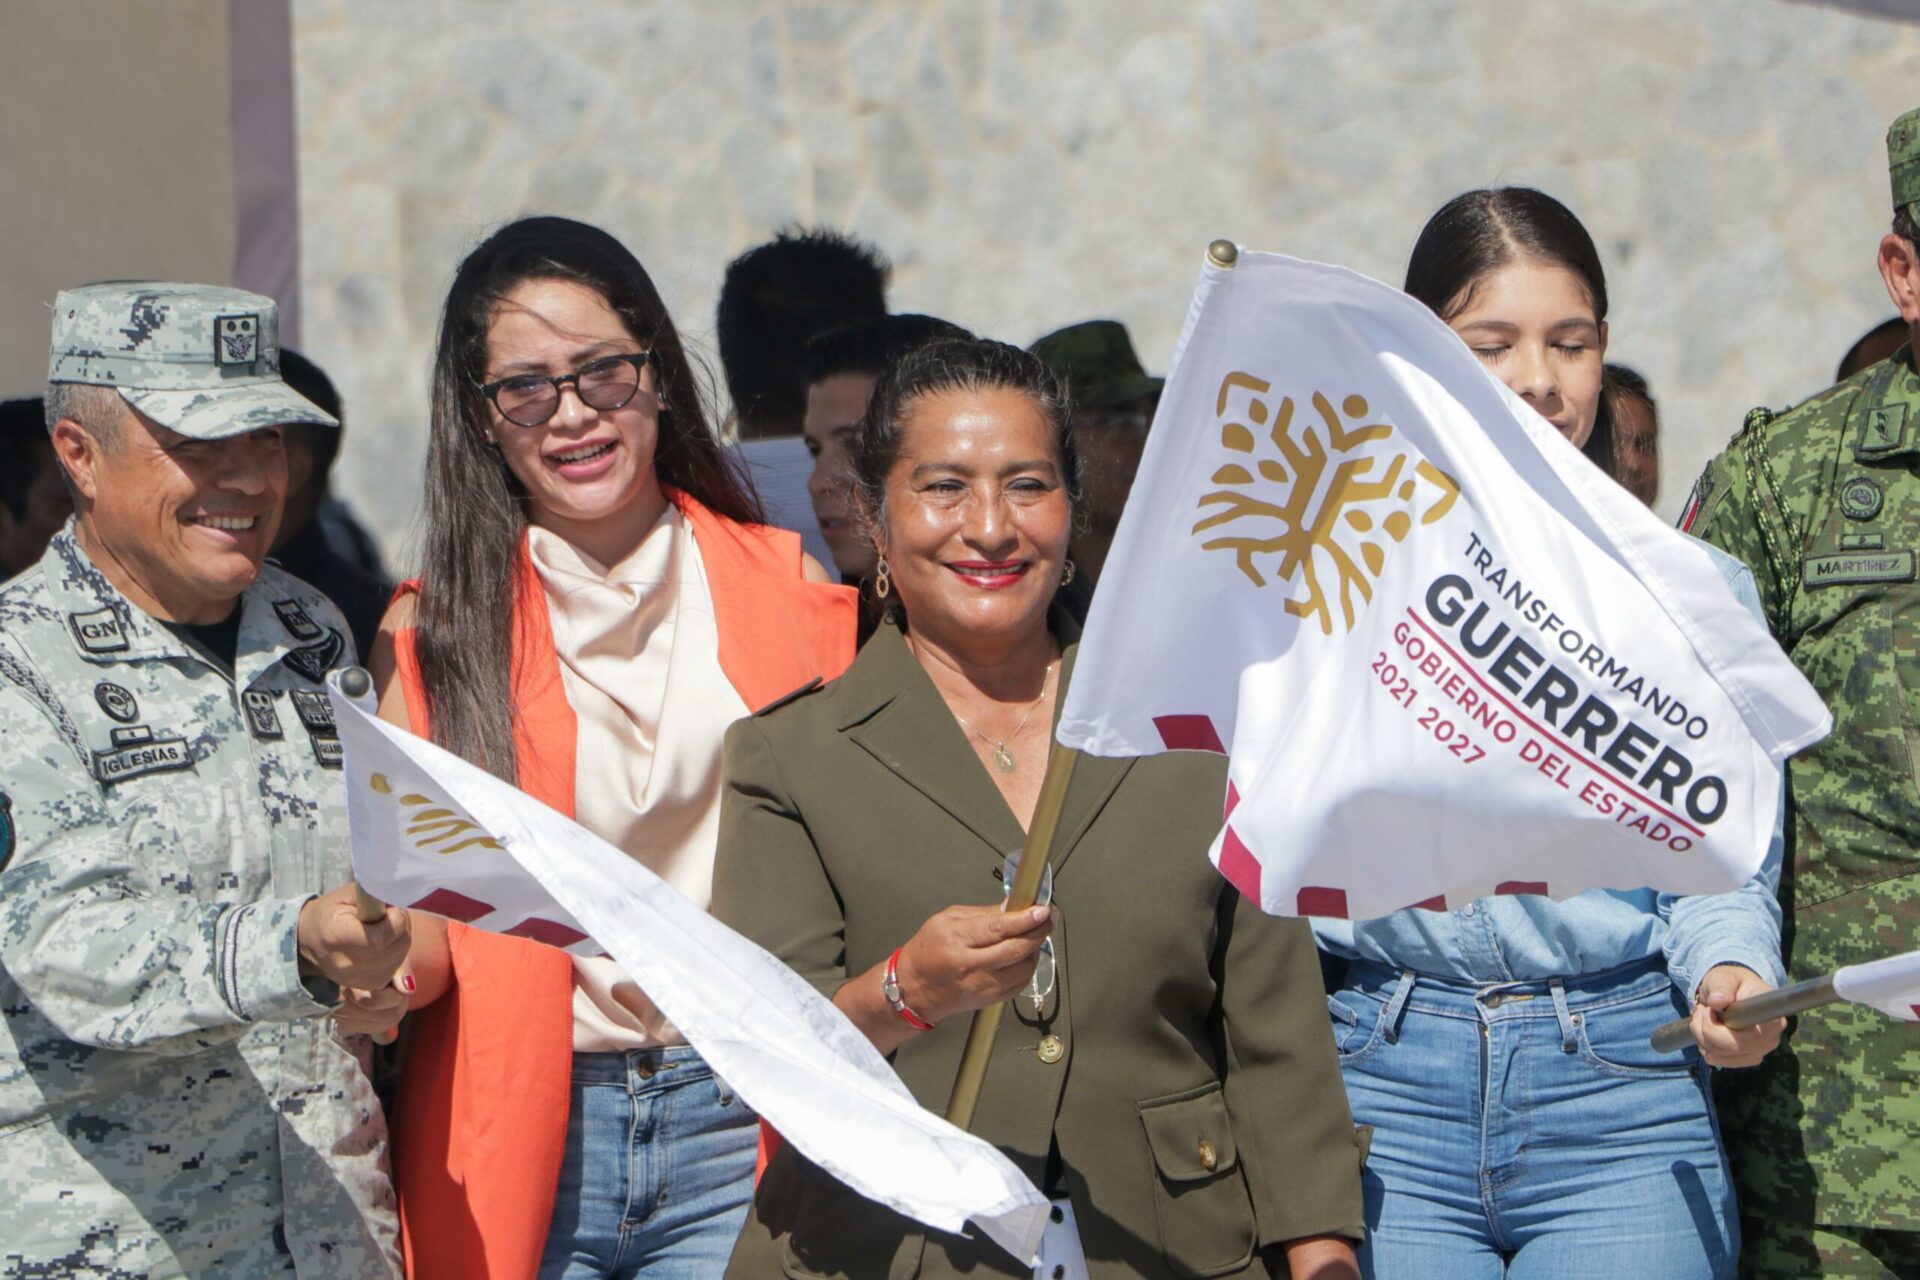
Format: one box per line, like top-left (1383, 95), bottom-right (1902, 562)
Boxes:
top-left (992, 743), bottom-right (1017, 772)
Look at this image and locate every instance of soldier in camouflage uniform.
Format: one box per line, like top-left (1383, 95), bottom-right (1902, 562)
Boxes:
top-left (1684, 110), bottom-right (1920, 1278)
top-left (0, 284), bottom-right (410, 1276)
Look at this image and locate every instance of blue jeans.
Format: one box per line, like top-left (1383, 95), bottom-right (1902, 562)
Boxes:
top-left (538, 1046), bottom-right (758, 1279)
top-left (1330, 959), bottom-right (1738, 1279)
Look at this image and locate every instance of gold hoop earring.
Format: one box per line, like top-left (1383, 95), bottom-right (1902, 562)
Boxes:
top-left (874, 558), bottom-right (891, 599)
top-left (1060, 559), bottom-right (1076, 586)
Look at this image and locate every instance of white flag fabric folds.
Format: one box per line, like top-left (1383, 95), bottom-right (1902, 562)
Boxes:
top-left (1833, 950), bottom-right (1920, 1022)
top-left (1057, 250), bottom-right (1831, 922)
top-left (326, 678), bottom-right (1048, 1264)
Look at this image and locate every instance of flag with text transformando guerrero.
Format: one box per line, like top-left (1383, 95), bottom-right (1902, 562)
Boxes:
top-left (1056, 251), bottom-right (1832, 922)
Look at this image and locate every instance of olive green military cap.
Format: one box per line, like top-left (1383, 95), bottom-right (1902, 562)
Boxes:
top-left (48, 282), bottom-right (336, 440)
top-left (1890, 107), bottom-right (1920, 217)
top-left (1030, 319), bottom-right (1163, 410)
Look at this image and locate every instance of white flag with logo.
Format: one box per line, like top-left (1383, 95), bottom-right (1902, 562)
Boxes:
top-left (1833, 949), bottom-right (1920, 1022)
top-left (326, 678), bottom-right (1048, 1264)
top-left (1057, 250), bottom-right (1831, 921)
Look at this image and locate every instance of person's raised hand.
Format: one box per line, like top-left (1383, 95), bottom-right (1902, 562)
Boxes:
top-left (1691, 963), bottom-right (1785, 1068)
top-left (298, 881), bottom-right (411, 992)
top-left (895, 903), bottom-right (1053, 1026)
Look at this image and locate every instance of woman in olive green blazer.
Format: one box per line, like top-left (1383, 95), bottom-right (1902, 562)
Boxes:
top-left (712, 338), bottom-right (1364, 1280)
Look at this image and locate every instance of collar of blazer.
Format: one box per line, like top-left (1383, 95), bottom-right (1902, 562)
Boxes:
top-left (831, 601), bottom-right (1133, 878)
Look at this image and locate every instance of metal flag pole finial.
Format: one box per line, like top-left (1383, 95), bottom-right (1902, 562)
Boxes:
top-left (1207, 239), bottom-right (1240, 269)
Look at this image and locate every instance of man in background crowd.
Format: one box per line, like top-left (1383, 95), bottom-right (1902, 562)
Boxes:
top-left (272, 348), bottom-right (391, 658)
top-left (1606, 364), bottom-right (1660, 507)
top-left (803, 314), bottom-right (970, 566)
top-left (1030, 319), bottom-right (1162, 587)
top-left (1684, 107), bottom-right (1920, 1278)
top-left (716, 228), bottom-right (889, 440)
top-left (0, 395), bottom-right (71, 579)
top-left (0, 283), bottom-right (409, 1275)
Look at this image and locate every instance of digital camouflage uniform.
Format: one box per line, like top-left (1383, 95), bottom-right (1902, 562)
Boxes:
top-left (1685, 112), bottom-right (1920, 1276)
top-left (0, 284), bottom-right (398, 1276)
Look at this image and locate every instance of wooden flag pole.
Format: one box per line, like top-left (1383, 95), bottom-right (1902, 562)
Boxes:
top-left (338, 666), bottom-right (400, 1045)
top-left (1649, 972), bottom-right (1840, 1055)
top-left (944, 741), bottom-right (1081, 1129)
top-left (944, 236), bottom-right (1241, 1131)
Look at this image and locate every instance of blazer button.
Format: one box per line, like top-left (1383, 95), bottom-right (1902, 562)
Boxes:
top-left (1198, 1139), bottom-right (1218, 1172)
top-left (1037, 1034), bottom-right (1065, 1064)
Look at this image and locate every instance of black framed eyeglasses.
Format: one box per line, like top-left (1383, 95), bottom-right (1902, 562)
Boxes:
top-left (480, 351), bottom-right (654, 427)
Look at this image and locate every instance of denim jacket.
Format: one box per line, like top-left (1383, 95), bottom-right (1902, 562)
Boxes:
top-left (1313, 542), bottom-right (1788, 1002)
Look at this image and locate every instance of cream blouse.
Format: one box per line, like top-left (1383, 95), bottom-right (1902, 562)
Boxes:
top-left (526, 508), bottom-right (749, 1051)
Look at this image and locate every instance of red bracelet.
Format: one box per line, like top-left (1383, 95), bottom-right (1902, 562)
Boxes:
top-left (883, 947), bottom-right (936, 1031)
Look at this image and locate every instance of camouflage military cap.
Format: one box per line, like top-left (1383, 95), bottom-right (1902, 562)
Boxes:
top-left (47, 283), bottom-right (336, 440)
top-left (1889, 107), bottom-right (1920, 216)
top-left (1030, 319), bottom-right (1164, 411)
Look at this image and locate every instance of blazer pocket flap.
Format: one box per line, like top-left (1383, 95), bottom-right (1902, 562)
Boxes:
top-left (1139, 1084), bottom-right (1240, 1184)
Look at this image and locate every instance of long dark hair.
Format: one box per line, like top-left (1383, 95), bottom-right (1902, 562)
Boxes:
top-left (414, 215), bottom-right (761, 780)
top-left (849, 337), bottom-right (1081, 622)
top-left (1404, 187), bottom-right (1620, 479)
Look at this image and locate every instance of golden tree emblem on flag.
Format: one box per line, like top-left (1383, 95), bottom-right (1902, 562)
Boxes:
top-left (368, 771), bottom-right (504, 854)
top-left (1194, 371), bottom-right (1460, 634)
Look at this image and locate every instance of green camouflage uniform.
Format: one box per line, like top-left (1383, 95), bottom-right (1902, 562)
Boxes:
top-left (0, 284), bottom-right (396, 1275)
top-left (1685, 112), bottom-right (1920, 1276)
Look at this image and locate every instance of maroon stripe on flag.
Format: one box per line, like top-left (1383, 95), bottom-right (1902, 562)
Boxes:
top-left (1154, 714), bottom-right (1227, 754)
top-left (1224, 781), bottom-right (1241, 820)
top-left (1218, 825), bottom-right (1264, 904)
top-left (1496, 881), bottom-right (1549, 897)
top-left (503, 917), bottom-right (590, 949)
top-left (1409, 895), bottom-right (1448, 912)
top-left (1296, 885), bottom-right (1348, 918)
top-left (409, 888), bottom-right (496, 922)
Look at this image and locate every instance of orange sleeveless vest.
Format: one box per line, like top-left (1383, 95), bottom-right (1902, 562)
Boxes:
top-left (389, 490), bottom-right (855, 1279)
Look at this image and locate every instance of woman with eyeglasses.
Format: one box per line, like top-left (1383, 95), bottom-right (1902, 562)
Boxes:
top-left (367, 215), bottom-right (856, 1279)
top-left (712, 338), bottom-right (1364, 1280)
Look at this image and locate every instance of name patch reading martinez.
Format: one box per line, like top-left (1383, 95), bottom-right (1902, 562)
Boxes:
top-left (1802, 550), bottom-right (1916, 588)
top-left (93, 737), bottom-right (191, 783)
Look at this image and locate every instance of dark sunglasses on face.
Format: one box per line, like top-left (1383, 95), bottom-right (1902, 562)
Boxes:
top-left (480, 351), bottom-right (654, 427)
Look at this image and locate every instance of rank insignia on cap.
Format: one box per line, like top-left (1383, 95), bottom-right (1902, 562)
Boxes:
top-left (215, 314), bottom-right (260, 366)
top-left (242, 689), bottom-right (283, 739)
top-left (94, 682), bottom-right (138, 723)
top-left (272, 599), bottom-right (324, 642)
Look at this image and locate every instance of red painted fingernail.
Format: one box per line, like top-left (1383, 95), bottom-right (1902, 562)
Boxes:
top-left (400, 974), bottom-right (417, 994)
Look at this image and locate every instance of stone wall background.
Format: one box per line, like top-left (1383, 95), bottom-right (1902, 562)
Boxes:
top-left (293, 0), bottom-right (1920, 564)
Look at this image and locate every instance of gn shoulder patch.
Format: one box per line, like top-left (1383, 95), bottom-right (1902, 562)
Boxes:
top-left (754, 677), bottom-right (823, 717)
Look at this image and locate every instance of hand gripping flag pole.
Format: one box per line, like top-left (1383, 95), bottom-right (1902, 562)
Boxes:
top-left (944, 238), bottom-right (1244, 1131)
top-left (1650, 947), bottom-right (1920, 1054)
top-left (340, 666), bottom-right (399, 1046)
top-left (944, 741), bottom-right (1080, 1129)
